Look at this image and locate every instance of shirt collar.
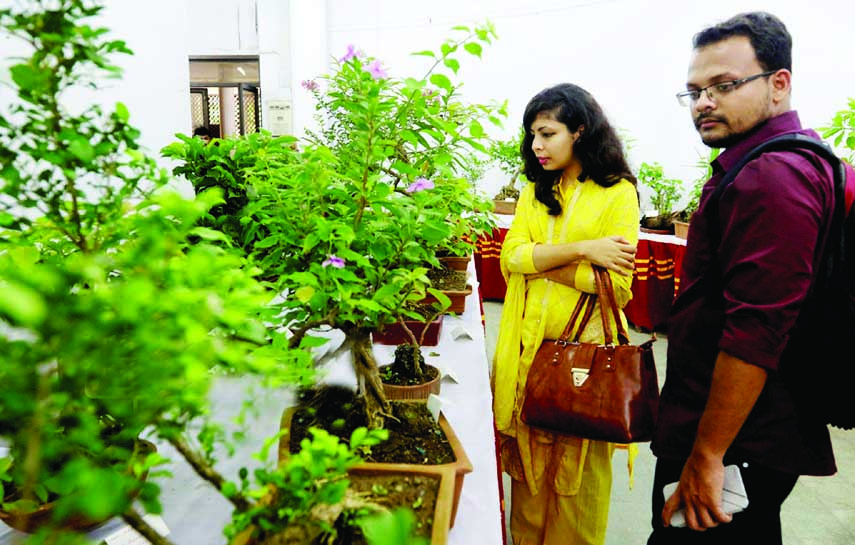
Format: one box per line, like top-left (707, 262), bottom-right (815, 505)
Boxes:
top-left (713, 111), bottom-right (804, 174)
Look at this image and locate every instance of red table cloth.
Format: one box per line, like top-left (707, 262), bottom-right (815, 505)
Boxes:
top-left (474, 229), bottom-right (686, 331)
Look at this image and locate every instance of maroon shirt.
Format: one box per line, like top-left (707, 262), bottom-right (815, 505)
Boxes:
top-left (652, 111), bottom-right (837, 476)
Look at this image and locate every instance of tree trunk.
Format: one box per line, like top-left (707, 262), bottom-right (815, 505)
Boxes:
top-left (348, 328), bottom-right (391, 429)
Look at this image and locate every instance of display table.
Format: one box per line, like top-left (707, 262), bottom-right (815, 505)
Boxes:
top-left (475, 215), bottom-right (512, 301)
top-left (623, 232), bottom-right (687, 330)
top-left (475, 221), bottom-right (687, 330)
top-left (0, 268), bottom-right (505, 545)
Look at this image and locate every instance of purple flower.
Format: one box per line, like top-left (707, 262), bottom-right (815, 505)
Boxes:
top-left (406, 177), bottom-right (434, 193)
top-left (339, 44), bottom-right (358, 63)
top-left (301, 79), bottom-right (319, 91)
top-left (322, 255), bottom-right (346, 268)
top-left (367, 60), bottom-right (388, 80)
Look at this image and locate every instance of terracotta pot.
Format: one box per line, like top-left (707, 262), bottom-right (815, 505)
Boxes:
top-left (493, 199), bottom-right (517, 215)
top-left (279, 405), bottom-right (472, 536)
top-left (372, 315), bottom-right (443, 346)
top-left (673, 220), bottom-right (690, 240)
top-left (438, 255), bottom-right (471, 272)
top-left (380, 364), bottom-right (442, 401)
top-left (421, 284), bottom-right (473, 315)
top-left (640, 226), bottom-right (673, 235)
top-left (0, 439), bottom-right (157, 534)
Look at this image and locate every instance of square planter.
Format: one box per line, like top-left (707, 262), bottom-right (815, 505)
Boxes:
top-left (372, 315), bottom-right (443, 346)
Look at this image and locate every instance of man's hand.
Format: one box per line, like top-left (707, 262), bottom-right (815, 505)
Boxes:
top-left (663, 454), bottom-right (731, 530)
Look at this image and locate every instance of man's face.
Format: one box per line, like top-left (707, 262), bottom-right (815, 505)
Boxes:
top-left (198, 135), bottom-right (211, 144)
top-left (686, 36), bottom-right (775, 148)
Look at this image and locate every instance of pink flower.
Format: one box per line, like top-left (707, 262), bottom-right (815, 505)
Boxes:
top-left (322, 255), bottom-right (346, 268)
top-left (367, 60), bottom-right (388, 80)
top-left (406, 177), bottom-right (434, 193)
top-left (301, 79), bottom-right (319, 91)
top-left (339, 44), bottom-right (358, 63)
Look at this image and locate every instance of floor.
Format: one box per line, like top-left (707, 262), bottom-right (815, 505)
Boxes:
top-left (482, 301), bottom-right (855, 545)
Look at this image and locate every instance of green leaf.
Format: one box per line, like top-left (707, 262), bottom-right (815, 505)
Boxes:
top-left (411, 50), bottom-right (435, 58)
top-left (189, 227), bottom-right (232, 243)
top-left (9, 63), bottom-right (50, 92)
top-left (350, 427), bottom-right (367, 449)
top-left (0, 280), bottom-right (46, 325)
top-left (429, 73), bottom-right (452, 92)
top-left (115, 102), bottom-right (130, 122)
top-left (468, 120), bottom-right (485, 138)
top-left (69, 138), bottom-right (95, 163)
top-left (464, 42), bottom-right (483, 58)
top-left (443, 58), bottom-right (460, 74)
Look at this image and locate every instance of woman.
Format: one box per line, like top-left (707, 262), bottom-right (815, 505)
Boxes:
top-left (492, 83), bottom-right (639, 545)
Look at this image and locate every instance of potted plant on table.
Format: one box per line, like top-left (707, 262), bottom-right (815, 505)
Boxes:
top-left (638, 161), bottom-right (683, 234)
top-left (0, 2), bottom-right (312, 541)
top-left (673, 147), bottom-right (721, 239)
top-left (489, 129), bottom-right (525, 215)
top-left (240, 24), bottom-right (501, 430)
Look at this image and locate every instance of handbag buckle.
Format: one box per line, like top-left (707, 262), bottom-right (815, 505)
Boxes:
top-left (571, 367), bottom-right (590, 387)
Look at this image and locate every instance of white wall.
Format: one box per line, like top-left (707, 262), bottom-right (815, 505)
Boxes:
top-left (320, 0), bottom-right (855, 205)
top-left (4, 0), bottom-right (851, 208)
top-left (0, 1), bottom-right (190, 158)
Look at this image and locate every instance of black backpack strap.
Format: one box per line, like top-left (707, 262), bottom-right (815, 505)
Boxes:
top-left (708, 134), bottom-right (847, 285)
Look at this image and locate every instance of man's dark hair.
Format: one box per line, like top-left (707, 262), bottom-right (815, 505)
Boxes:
top-left (694, 12), bottom-right (792, 73)
top-left (521, 83), bottom-right (636, 216)
top-left (193, 126), bottom-right (211, 138)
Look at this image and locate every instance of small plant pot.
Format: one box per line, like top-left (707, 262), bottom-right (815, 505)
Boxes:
top-left (421, 284), bottom-right (473, 315)
top-left (380, 363), bottom-right (442, 401)
top-left (493, 199), bottom-right (517, 215)
top-left (438, 255), bottom-right (471, 272)
top-left (673, 220), bottom-right (690, 240)
top-left (373, 315), bottom-right (443, 347)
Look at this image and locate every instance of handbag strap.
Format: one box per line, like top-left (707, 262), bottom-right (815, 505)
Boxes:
top-left (593, 266), bottom-right (631, 345)
top-left (556, 291), bottom-right (595, 342)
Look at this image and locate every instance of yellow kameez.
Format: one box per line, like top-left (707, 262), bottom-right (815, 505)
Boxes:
top-left (492, 177), bottom-right (639, 545)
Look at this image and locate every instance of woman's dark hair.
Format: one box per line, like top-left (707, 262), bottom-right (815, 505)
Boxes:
top-left (693, 12), bottom-right (792, 73)
top-left (521, 83), bottom-right (635, 216)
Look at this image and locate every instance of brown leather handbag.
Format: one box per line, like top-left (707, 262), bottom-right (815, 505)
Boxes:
top-left (521, 267), bottom-right (659, 443)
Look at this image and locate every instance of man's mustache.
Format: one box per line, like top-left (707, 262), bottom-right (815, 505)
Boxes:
top-left (694, 114), bottom-right (725, 129)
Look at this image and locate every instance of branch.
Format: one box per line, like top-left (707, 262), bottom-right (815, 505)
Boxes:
top-left (167, 434), bottom-right (251, 513)
top-left (121, 508), bottom-right (176, 545)
top-left (288, 314), bottom-right (335, 349)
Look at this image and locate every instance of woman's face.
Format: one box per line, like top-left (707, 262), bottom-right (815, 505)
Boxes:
top-left (529, 111), bottom-right (578, 172)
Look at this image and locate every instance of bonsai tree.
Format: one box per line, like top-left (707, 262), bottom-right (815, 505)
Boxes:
top-left (240, 25), bottom-right (504, 429)
top-left (162, 131), bottom-right (301, 259)
top-left (638, 161), bottom-right (683, 231)
top-left (489, 127), bottom-right (525, 203)
top-left (0, 1), bottom-right (312, 541)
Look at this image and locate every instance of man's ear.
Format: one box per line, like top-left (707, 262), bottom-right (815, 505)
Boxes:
top-left (771, 69), bottom-right (792, 103)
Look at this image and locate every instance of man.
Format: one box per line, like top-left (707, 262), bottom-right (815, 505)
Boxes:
top-left (193, 125), bottom-right (212, 144)
top-left (649, 12), bottom-right (839, 544)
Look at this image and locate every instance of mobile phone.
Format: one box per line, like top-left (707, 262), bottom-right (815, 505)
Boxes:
top-left (662, 464), bottom-right (749, 528)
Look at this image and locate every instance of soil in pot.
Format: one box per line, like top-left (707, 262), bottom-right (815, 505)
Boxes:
top-left (288, 386), bottom-right (455, 465)
top-left (326, 472), bottom-right (440, 545)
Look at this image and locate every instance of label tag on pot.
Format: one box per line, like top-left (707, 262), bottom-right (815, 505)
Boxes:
top-left (105, 515), bottom-right (169, 545)
top-left (427, 394), bottom-right (443, 422)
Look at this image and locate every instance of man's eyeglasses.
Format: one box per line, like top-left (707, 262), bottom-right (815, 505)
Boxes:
top-left (676, 71), bottom-right (777, 107)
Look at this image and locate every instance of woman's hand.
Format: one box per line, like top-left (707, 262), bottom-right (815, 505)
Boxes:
top-left (581, 236), bottom-right (636, 275)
